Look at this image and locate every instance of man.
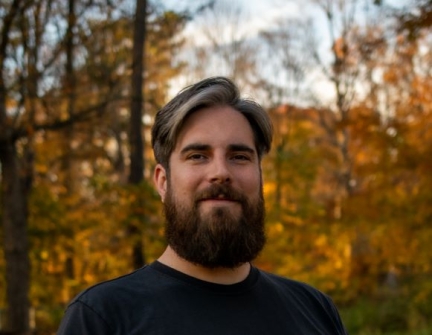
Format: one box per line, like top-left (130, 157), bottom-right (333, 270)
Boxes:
top-left (57, 76), bottom-right (348, 334)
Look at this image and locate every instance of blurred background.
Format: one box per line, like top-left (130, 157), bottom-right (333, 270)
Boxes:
top-left (0, 0), bottom-right (431, 334)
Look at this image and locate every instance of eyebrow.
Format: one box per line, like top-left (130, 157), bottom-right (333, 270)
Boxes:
top-left (179, 143), bottom-right (256, 156)
top-left (228, 144), bottom-right (256, 154)
top-left (180, 143), bottom-right (211, 156)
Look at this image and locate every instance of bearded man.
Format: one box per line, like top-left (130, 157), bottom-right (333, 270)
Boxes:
top-left (57, 76), bottom-right (348, 335)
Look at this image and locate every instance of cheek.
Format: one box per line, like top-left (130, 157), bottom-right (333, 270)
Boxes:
top-left (238, 169), bottom-right (262, 193)
top-left (169, 169), bottom-right (201, 198)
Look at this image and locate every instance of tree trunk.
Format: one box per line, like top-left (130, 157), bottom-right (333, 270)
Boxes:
top-left (127, 0), bottom-right (147, 269)
top-left (0, 1), bottom-right (31, 331)
top-left (0, 141), bottom-right (31, 334)
top-left (62, 0), bottom-right (78, 282)
top-left (128, 0), bottom-right (146, 185)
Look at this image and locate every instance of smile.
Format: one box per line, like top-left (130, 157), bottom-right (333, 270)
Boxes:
top-left (198, 199), bottom-right (240, 209)
top-left (200, 194), bottom-right (239, 202)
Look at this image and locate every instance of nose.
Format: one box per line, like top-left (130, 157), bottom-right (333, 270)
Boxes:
top-left (208, 156), bottom-right (232, 184)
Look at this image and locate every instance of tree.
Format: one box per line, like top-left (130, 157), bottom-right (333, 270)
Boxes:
top-left (1, 3), bottom-right (188, 329)
top-left (259, 18), bottom-right (311, 107)
top-left (1, 1), bottom-right (44, 331)
top-left (396, 0), bottom-right (432, 40)
top-left (0, 0), bottom-right (118, 331)
top-left (127, 0), bottom-right (147, 270)
top-left (183, 0), bottom-right (259, 88)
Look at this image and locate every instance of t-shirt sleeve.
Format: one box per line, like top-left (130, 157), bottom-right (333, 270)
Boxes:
top-left (325, 295), bottom-right (349, 334)
top-left (57, 300), bottom-right (113, 335)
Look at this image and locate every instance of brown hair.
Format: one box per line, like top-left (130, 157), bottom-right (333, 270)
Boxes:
top-left (151, 76), bottom-right (273, 168)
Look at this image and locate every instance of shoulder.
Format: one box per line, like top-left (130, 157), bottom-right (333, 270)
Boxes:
top-left (70, 265), bottom-right (162, 311)
top-left (256, 270), bottom-right (348, 334)
top-left (257, 269), bottom-right (336, 308)
top-left (63, 265), bottom-right (166, 332)
top-left (258, 270), bottom-right (319, 292)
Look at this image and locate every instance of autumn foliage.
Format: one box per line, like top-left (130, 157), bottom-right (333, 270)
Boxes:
top-left (1, 0), bottom-right (432, 334)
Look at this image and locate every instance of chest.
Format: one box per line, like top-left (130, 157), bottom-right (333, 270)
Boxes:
top-left (124, 290), bottom-right (334, 335)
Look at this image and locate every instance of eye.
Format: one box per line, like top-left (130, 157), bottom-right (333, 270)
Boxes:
top-left (187, 153), bottom-right (207, 161)
top-left (232, 154), bottom-right (251, 161)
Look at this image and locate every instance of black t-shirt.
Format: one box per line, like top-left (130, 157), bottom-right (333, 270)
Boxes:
top-left (57, 261), bottom-right (348, 335)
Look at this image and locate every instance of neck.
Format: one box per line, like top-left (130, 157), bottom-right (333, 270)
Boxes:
top-left (158, 246), bottom-right (251, 285)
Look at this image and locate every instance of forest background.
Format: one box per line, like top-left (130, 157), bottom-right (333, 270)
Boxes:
top-left (0, 0), bottom-right (431, 334)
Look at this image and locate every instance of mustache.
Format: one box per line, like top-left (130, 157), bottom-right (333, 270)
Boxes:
top-left (195, 184), bottom-right (246, 203)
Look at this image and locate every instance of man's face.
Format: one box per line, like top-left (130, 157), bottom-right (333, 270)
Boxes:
top-left (154, 105), bottom-right (266, 268)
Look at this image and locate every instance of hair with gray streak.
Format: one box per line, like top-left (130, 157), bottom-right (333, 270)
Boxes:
top-left (151, 76), bottom-right (273, 168)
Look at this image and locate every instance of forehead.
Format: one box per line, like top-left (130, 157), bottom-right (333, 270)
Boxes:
top-left (174, 106), bottom-right (255, 150)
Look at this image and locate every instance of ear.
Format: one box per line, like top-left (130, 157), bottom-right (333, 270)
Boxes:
top-left (153, 163), bottom-right (167, 202)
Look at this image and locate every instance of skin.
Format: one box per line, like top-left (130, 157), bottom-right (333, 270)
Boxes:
top-left (154, 105), bottom-right (263, 284)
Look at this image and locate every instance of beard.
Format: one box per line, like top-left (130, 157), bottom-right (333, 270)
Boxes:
top-left (163, 182), bottom-right (266, 269)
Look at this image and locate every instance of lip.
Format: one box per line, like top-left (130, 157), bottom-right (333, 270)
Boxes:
top-left (199, 198), bottom-right (239, 204)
